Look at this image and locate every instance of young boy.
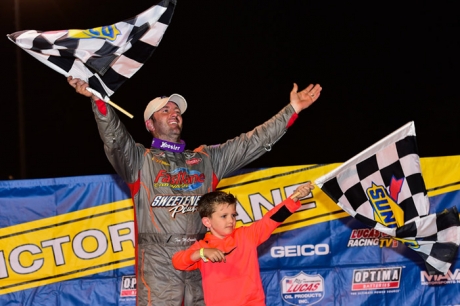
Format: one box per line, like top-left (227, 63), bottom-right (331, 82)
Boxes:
top-left (172, 183), bottom-right (314, 306)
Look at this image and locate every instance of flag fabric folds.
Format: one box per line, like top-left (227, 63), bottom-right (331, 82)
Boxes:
top-left (315, 121), bottom-right (460, 275)
top-left (7, 0), bottom-right (176, 100)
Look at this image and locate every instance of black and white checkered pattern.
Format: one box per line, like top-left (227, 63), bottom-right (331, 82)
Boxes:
top-left (316, 122), bottom-right (460, 275)
top-left (7, 0), bottom-right (175, 100)
top-left (396, 206), bottom-right (460, 275)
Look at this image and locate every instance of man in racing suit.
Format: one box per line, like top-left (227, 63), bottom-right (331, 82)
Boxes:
top-left (68, 76), bottom-right (322, 306)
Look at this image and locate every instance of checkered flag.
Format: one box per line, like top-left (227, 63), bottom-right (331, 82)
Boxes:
top-left (7, 0), bottom-right (175, 112)
top-left (315, 121), bottom-right (460, 275)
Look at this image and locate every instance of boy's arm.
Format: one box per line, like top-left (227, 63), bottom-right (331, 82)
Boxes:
top-left (172, 243), bottom-right (202, 271)
top-left (249, 183), bottom-right (314, 244)
top-left (172, 238), bottom-right (228, 269)
top-left (173, 245), bottom-right (228, 270)
top-left (241, 197), bottom-right (300, 247)
top-left (267, 182), bottom-right (314, 221)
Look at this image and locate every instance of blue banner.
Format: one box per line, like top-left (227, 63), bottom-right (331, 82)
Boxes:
top-left (1, 156), bottom-right (459, 305)
top-left (0, 175), bottom-right (136, 305)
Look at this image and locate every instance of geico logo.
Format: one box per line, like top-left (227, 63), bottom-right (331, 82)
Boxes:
top-left (271, 244), bottom-right (329, 258)
top-left (0, 221), bottom-right (134, 278)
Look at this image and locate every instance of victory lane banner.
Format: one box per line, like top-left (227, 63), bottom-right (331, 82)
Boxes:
top-left (0, 175), bottom-right (136, 305)
top-left (0, 199), bottom-right (135, 295)
top-left (1, 157), bottom-right (460, 305)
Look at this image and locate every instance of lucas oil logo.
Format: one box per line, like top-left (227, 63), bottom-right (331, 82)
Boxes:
top-left (347, 228), bottom-right (398, 248)
top-left (281, 272), bottom-right (324, 305)
top-left (68, 25), bottom-right (121, 41)
top-left (154, 168), bottom-right (205, 191)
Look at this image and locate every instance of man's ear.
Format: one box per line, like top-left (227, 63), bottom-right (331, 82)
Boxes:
top-left (145, 119), bottom-right (155, 133)
top-left (202, 217), bottom-right (211, 228)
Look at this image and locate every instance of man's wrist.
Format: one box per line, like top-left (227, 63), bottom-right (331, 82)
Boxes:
top-left (289, 102), bottom-right (302, 114)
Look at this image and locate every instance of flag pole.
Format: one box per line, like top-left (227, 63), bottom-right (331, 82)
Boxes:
top-left (290, 192), bottom-right (300, 199)
top-left (105, 100), bottom-right (134, 119)
top-left (86, 87), bottom-right (133, 119)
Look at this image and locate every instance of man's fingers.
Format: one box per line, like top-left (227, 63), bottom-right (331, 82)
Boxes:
top-left (68, 78), bottom-right (77, 88)
top-left (303, 84), bottom-right (314, 92)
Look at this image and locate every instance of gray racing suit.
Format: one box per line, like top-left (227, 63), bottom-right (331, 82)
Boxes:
top-left (91, 99), bottom-right (298, 306)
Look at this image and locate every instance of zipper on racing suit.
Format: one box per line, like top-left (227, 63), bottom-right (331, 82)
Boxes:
top-left (263, 129), bottom-right (287, 152)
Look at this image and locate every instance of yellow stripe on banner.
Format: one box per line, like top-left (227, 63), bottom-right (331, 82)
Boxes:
top-left (421, 155), bottom-right (460, 197)
top-left (0, 199), bottom-right (135, 295)
top-left (217, 164), bottom-right (349, 234)
top-left (218, 156), bottom-right (460, 234)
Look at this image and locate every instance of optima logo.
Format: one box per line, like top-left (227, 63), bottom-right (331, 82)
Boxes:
top-left (352, 267), bottom-right (402, 291)
top-left (120, 275), bottom-right (136, 297)
top-left (0, 200), bottom-right (135, 295)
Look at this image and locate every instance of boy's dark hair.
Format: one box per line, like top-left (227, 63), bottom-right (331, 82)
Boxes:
top-left (198, 191), bottom-right (237, 218)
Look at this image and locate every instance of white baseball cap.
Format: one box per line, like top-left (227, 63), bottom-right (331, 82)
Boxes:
top-left (143, 94), bottom-right (187, 123)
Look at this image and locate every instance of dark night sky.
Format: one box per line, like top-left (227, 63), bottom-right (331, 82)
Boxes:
top-left (1, 1), bottom-right (459, 181)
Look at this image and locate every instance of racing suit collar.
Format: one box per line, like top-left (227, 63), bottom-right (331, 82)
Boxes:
top-left (151, 138), bottom-right (186, 153)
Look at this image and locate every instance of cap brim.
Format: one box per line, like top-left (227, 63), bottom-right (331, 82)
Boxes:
top-left (168, 94), bottom-right (187, 114)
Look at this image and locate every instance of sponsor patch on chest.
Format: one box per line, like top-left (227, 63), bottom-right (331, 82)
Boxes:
top-left (151, 195), bottom-right (202, 218)
top-left (154, 168), bottom-right (205, 191)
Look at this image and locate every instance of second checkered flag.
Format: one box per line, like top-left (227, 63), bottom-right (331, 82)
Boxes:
top-left (316, 121), bottom-right (460, 275)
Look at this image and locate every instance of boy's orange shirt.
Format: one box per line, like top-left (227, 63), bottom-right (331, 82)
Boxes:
top-left (172, 198), bottom-right (300, 306)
